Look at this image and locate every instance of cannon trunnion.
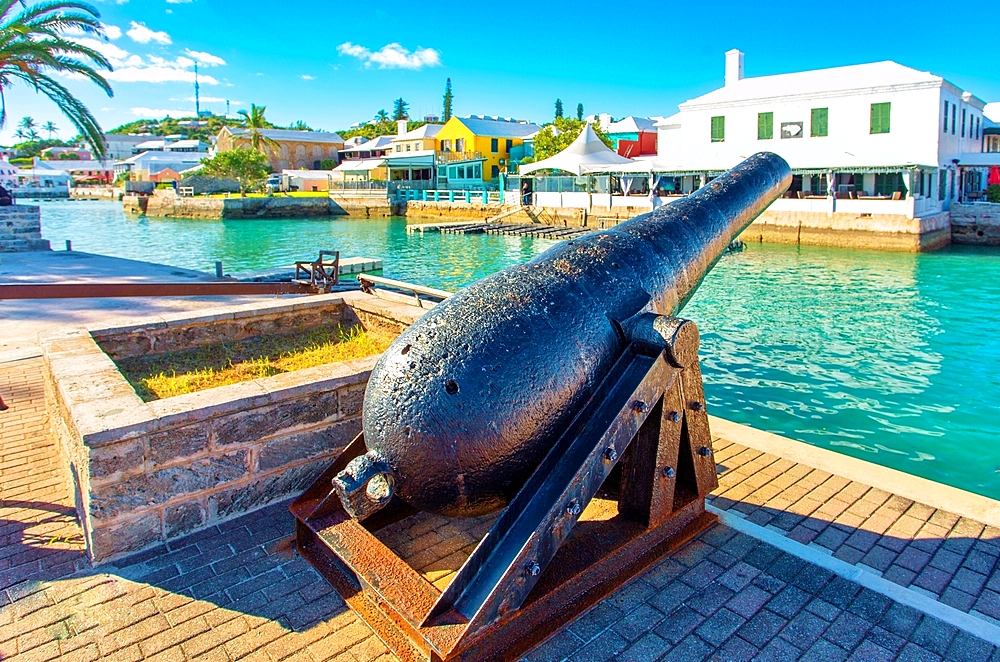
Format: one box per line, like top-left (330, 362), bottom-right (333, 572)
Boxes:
top-left (291, 153), bottom-right (792, 661)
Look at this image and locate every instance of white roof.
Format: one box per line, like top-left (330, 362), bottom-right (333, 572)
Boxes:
top-left (681, 61), bottom-right (971, 108)
top-left (342, 135), bottom-right (394, 153)
top-left (226, 127), bottom-right (344, 144)
top-left (604, 116), bottom-right (657, 134)
top-left (391, 124), bottom-right (443, 141)
top-left (165, 139), bottom-right (205, 149)
top-left (333, 159), bottom-right (385, 172)
top-left (34, 159), bottom-right (113, 171)
top-left (135, 139), bottom-right (170, 149)
top-left (519, 124), bottom-right (634, 176)
top-left (985, 103), bottom-right (1000, 125)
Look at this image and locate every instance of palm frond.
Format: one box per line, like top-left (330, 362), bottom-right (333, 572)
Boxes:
top-left (9, 69), bottom-right (105, 157)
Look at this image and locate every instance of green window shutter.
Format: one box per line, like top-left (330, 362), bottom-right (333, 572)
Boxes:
top-left (811, 108), bottom-right (828, 137)
top-left (870, 102), bottom-right (891, 134)
top-left (757, 112), bottom-right (773, 140)
top-left (711, 116), bottom-right (725, 142)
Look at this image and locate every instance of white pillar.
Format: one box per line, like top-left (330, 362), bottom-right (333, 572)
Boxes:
top-left (902, 170), bottom-right (912, 198)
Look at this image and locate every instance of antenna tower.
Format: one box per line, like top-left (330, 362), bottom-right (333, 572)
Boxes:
top-left (194, 64), bottom-right (200, 118)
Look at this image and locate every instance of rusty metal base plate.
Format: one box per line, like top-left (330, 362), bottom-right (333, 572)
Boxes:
top-left (292, 469), bottom-right (716, 662)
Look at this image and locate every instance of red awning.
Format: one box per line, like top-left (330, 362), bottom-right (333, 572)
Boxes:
top-left (989, 165), bottom-right (1000, 186)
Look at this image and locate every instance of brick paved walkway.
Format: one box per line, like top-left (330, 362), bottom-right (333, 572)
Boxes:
top-left (3, 357), bottom-right (999, 661)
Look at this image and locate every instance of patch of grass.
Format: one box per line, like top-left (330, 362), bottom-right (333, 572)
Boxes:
top-left (117, 324), bottom-right (391, 402)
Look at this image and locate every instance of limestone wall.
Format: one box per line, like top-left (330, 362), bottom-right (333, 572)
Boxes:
top-left (139, 191), bottom-right (399, 219)
top-left (951, 203), bottom-right (1000, 245)
top-left (0, 204), bottom-right (50, 252)
top-left (741, 210), bottom-right (952, 252)
top-left (122, 194), bottom-right (148, 214)
top-left (42, 292), bottom-right (426, 563)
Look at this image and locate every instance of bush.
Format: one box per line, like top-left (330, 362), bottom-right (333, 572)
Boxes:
top-left (320, 159), bottom-right (337, 170)
top-left (988, 184), bottom-right (1000, 204)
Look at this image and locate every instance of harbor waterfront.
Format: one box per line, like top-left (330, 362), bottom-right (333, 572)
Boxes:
top-left (34, 200), bottom-right (1000, 501)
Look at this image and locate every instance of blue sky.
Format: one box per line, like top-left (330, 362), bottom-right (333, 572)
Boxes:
top-left (3, 0), bottom-right (998, 145)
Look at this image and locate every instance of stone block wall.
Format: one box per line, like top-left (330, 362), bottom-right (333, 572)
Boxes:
top-left (951, 203), bottom-right (1000, 245)
top-left (0, 204), bottom-right (50, 252)
top-left (741, 210), bottom-right (952, 252)
top-left (42, 292), bottom-right (426, 563)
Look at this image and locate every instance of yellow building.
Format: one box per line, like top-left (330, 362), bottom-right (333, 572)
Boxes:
top-left (216, 127), bottom-right (344, 172)
top-left (434, 116), bottom-right (541, 183)
top-left (389, 123), bottom-right (443, 153)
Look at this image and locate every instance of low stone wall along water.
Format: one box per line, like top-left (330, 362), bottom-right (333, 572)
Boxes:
top-left (0, 204), bottom-right (50, 252)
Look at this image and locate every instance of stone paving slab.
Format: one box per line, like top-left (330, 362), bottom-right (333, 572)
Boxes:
top-left (3, 356), bottom-right (1000, 661)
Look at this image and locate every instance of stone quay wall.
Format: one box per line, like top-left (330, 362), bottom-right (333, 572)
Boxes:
top-left (0, 204), bottom-right (50, 252)
top-left (137, 191), bottom-right (401, 219)
top-left (42, 292), bottom-right (425, 563)
top-left (951, 203), bottom-right (1000, 245)
top-left (741, 210), bottom-right (952, 252)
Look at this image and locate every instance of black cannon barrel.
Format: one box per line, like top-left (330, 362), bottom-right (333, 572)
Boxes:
top-left (342, 152), bottom-right (791, 519)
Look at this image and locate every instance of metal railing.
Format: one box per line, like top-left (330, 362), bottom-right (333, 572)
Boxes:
top-left (328, 180), bottom-right (390, 191)
top-left (394, 189), bottom-right (504, 205)
top-left (436, 151), bottom-right (483, 164)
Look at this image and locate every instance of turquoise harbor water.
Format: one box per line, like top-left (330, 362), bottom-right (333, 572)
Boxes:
top-left (37, 201), bottom-right (1000, 499)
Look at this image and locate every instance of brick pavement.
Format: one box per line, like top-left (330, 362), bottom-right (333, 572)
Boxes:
top-left (3, 356), bottom-right (1000, 661)
top-left (710, 437), bottom-right (1000, 626)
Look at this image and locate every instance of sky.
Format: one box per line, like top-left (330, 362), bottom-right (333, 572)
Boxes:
top-left (3, 0), bottom-right (999, 145)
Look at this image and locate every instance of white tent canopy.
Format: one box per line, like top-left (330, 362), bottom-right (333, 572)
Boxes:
top-left (519, 123), bottom-right (634, 176)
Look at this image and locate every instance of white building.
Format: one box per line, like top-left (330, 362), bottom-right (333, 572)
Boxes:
top-left (649, 50), bottom-right (995, 210)
top-left (114, 151), bottom-right (204, 180)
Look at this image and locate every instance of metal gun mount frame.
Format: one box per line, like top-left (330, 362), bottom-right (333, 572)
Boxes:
top-left (291, 315), bottom-right (719, 661)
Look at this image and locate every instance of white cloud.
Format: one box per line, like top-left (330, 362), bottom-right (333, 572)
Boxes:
top-left (72, 37), bottom-right (131, 61)
top-left (103, 24), bottom-right (122, 39)
top-left (65, 32), bottom-right (224, 85)
top-left (166, 0), bottom-right (193, 3)
top-left (336, 42), bottom-right (440, 70)
top-left (107, 65), bottom-right (218, 84)
top-left (130, 107), bottom-right (195, 118)
top-left (184, 49), bottom-right (226, 66)
top-left (300, 74), bottom-right (315, 81)
top-left (126, 21), bottom-right (171, 45)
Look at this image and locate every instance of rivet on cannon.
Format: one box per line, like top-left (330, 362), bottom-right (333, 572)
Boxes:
top-left (603, 447), bottom-right (618, 463)
top-left (669, 411), bottom-right (681, 423)
top-left (697, 446), bottom-right (713, 457)
top-left (525, 561), bottom-right (541, 577)
top-left (662, 466), bottom-right (676, 479)
top-left (690, 401), bottom-right (703, 411)
top-left (566, 500), bottom-right (582, 517)
top-left (632, 400), bottom-right (647, 414)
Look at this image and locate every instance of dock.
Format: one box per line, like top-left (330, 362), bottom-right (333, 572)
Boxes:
top-left (406, 220), bottom-right (593, 240)
top-left (233, 256), bottom-right (382, 282)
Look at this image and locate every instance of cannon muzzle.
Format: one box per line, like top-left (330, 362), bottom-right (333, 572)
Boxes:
top-left (337, 152), bottom-right (791, 519)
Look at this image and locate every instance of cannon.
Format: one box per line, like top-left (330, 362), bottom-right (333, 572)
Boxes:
top-left (292, 152), bottom-right (791, 661)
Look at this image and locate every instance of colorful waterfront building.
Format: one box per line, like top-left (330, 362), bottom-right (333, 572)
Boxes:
top-left (215, 127), bottom-right (345, 172)
top-left (390, 121), bottom-right (443, 154)
top-left (595, 115), bottom-right (658, 157)
top-left (434, 116), bottom-right (541, 186)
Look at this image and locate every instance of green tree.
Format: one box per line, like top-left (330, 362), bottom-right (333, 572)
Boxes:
top-left (442, 78), bottom-right (453, 122)
top-left (0, 1), bottom-right (113, 157)
top-left (237, 103), bottom-right (280, 153)
top-left (554, 99), bottom-right (563, 119)
top-left (200, 148), bottom-right (270, 195)
top-left (531, 118), bottom-right (613, 162)
top-left (374, 109), bottom-right (389, 123)
top-left (43, 120), bottom-right (57, 139)
top-left (392, 98), bottom-right (409, 121)
top-left (290, 119), bottom-right (312, 131)
top-left (988, 184), bottom-right (1000, 204)
top-left (576, 103), bottom-right (584, 121)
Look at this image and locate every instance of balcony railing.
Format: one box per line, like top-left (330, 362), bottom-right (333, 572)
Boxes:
top-left (435, 151), bottom-right (483, 165)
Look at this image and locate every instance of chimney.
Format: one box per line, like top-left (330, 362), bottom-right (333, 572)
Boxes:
top-left (725, 49), bottom-right (744, 87)
top-left (397, 119), bottom-right (407, 136)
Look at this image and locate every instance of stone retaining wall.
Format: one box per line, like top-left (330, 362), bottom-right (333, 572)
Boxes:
top-left (741, 210), bottom-right (952, 252)
top-left (0, 204), bottom-right (50, 252)
top-left (951, 203), bottom-right (1000, 245)
top-left (136, 192), bottom-right (400, 219)
top-left (42, 292), bottom-right (425, 563)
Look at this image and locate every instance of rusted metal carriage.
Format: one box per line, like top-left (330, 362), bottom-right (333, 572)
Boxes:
top-left (292, 152), bottom-right (792, 661)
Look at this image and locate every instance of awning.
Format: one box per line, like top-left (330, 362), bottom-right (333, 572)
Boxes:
top-left (333, 159), bottom-right (385, 172)
top-left (519, 124), bottom-right (634, 176)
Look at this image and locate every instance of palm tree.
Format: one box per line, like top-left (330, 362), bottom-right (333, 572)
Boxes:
top-left (374, 109), bottom-right (389, 123)
top-left (237, 104), bottom-right (280, 153)
top-left (43, 120), bottom-right (57, 139)
top-left (18, 116), bottom-right (35, 135)
top-left (0, 1), bottom-right (112, 158)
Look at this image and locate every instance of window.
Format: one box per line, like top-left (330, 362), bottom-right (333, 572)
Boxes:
top-left (491, 164), bottom-right (499, 179)
top-left (406, 144), bottom-right (411, 152)
top-left (811, 108), bottom-right (828, 137)
top-left (491, 138), bottom-right (498, 152)
top-left (874, 173), bottom-right (904, 197)
top-left (757, 112), bottom-right (773, 140)
top-left (976, 117), bottom-right (980, 140)
top-left (962, 109), bottom-right (966, 137)
top-left (809, 174), bottom-right (828, 195)
top-left (951, 104), bottom-right (956, 134)
top-left (395, 145), bottom-right (401, 152)
top-left (505, 139), bottom-right (513, 152)
top-left (474, 164), bottom-right (481, 179)
top-left (938, 171), bottom-right (946, 200)
top-left (870, 102), bottom-right (891, 134)
top-left (711, 116), bottom-right (725, 142)
top-left (440, 139), bottom-right (451, 152)
top-left (466, 165), bottom-right (474, 178)
top-left (943, 101), bottom-right (949, 132)
top-left (456, 138), bottom-right (465, 152)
